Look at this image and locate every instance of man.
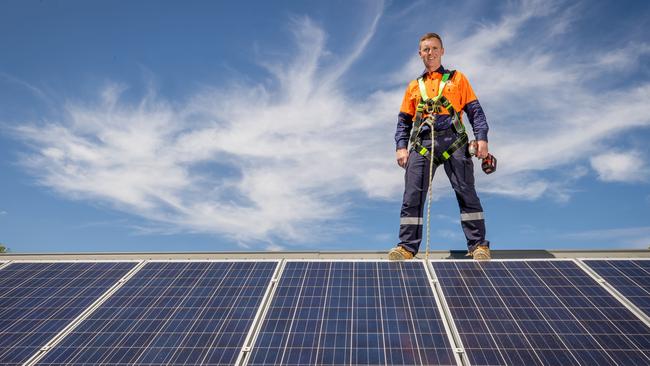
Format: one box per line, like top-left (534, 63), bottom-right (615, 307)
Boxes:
top-left (389, 32), bottom-right (491, 260)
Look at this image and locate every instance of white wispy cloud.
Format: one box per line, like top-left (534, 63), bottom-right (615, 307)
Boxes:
top-left (562, 226), bottom-right (650, 249)
top-left (436, 229), bottom-right (462, 240)
top-left (13, 7), bottom-right (396, 248)
top-left (266, 243), bottom-right (286, 252)
top-left (389, 0), bottom-right (650, 202)
top-left (438, 0), bottom-right (650, 200)
top-left (590, 151), bottom-right (649, 183)
top-left (10, 0), bottom-right (650, 247)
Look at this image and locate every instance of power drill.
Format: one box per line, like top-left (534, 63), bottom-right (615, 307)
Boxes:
top-left (468, 140), bottom-right (497, 174)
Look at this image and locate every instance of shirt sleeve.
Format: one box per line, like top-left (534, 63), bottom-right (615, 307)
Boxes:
top-left (458, 72), bottom-right (489, 141)
top-left (395, 112), bottom-right (413, 149)
top-left (395, 82), bottom-right (417, 149)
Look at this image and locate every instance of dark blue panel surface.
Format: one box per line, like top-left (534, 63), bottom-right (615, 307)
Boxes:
top-left (433, 260), bottom-right (650, 366)
top-left (0, 262), bottom-right (136, 365)
top-left (248, 261), bottom-right (456, 366)
top-left (38, 261), bottom-right (277, 366)
top-left (584, 260), bottom-right (650, 316)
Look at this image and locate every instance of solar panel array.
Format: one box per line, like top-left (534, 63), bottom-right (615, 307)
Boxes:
top-left (584, 259), bottom-right (650, 317)
top-left (0, 258), bottom-right (648, 366)
top-left (432, 260), bottom-right (650, 366)
top-left (0, 262), bottom-right (136, 365)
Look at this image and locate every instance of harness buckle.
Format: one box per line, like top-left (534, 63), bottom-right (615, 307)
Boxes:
top-left (424, 99), bottom-right (436, 114)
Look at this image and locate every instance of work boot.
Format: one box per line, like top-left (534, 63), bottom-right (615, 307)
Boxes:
top-left (388, 246), bottom-right (414, 260)
top-left (470, 245), bottom-right (491, 261)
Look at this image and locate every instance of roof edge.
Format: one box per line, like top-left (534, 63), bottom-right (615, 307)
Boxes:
top-left (1, 249), bottom-right (649, 260)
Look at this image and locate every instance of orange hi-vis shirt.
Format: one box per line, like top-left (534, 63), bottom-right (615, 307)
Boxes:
top-left (395, 66), bottom-right (488, 149)
top-left (400, 69), bottom-right (477, 120)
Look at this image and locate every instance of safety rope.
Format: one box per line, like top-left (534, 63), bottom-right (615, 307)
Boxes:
top-left (425, 119), bottom-right (435, 260)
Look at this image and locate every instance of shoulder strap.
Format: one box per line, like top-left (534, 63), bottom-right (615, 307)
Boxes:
top-left (417, 77), bottom-right (429, 100)
top-left (417, 73), bottom-right (450, 102)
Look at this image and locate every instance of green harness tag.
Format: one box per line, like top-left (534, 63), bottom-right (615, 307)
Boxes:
top-left (419, 147), bottom-right (429, 156)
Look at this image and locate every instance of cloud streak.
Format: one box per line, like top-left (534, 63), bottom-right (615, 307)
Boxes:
top-left (590, 151), bottom-right (649, 183)
top-left (561, 226), bottom-right (650, 249)
top-left (440, 0), bottom-right (650, 198)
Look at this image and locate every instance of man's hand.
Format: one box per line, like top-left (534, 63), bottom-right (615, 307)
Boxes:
top-left (396, 148), bottom-right (409, 168)
top-left (476, 140), bottom-right (489, 159)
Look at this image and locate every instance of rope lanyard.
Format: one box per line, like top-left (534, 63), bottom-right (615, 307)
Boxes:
top-left (425, 121), bottom-right (435, 260)
top-left (416, 73), bottom-right (448, 260)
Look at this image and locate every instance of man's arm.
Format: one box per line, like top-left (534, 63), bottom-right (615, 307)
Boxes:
top-left (395, 112), bottom-right (413, 168)
top-left (464, 100), bottom-right (489, 159)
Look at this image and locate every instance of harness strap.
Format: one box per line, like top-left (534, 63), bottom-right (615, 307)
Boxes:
top-left (414, 132), bottom-right (468, 166)
top-left (437, 95), bottom-right (465, 134)
top-left (408, 73), bottom-right (450, 151)
top-left (417, 72), bottom-right (449, 101)
top-left (409, 73), bottom-right (465, 149)
top-left (407, 72), bottom-right (469, 168)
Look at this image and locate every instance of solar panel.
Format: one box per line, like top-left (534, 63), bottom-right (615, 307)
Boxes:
top-left (37, 261), bottom-right (278, 366)
top-left (432, 260), bottom-right (650, 366)
top-left (0, 261), bottom-right (136, 366)
top-left (583, 259), bottom-right (650, 317)
top-left (246, 261), bottom-right (458, 366)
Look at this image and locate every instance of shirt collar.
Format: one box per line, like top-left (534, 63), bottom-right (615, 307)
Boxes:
top-left (420, 65), bottom-right (449, 79)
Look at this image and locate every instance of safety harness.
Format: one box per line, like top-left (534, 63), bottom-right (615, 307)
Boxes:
top-left (408, 72), bottom-right (468, 166)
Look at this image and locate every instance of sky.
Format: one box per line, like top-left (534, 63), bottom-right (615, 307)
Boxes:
top-left (1, 0), bottom-right (649, 253)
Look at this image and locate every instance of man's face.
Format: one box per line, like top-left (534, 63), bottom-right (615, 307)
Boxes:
top-left (419, 38), bottom-right (444, 71)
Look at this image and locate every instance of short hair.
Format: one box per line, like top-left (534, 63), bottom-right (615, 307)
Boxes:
top-left (419, 32), bottom-right (443, 49)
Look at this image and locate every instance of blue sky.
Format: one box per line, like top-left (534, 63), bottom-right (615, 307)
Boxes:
top-left (1, 0), bottom-right (649, 253)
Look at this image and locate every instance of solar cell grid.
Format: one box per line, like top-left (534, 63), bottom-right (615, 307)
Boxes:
top-left (0, 262), bottom-right (136, 366)
top-left (37, 261), bottom-right (277, 366)
top-left (247, 261), bottom-right (457, 366)
top-left (432, 260), bottom-right (650, 366)
top-left (584, 260), bottom-right (650, 317)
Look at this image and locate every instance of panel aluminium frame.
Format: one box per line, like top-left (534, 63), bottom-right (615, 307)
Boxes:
top-left (238, 259), bottom-right (287, 366)
top-left (575, 258), bottom-right (650, 327)
top-left (425, 260), bottom-right (469, 366)
top-left (244, 259), bottom-right (460, 366)
top-left (0, 261), bottom-right (11, 270)
top-left (22, 260), bottom-right (147, 366)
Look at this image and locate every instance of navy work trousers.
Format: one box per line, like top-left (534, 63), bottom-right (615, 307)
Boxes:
top-left (398, 129), bottom-right (489, 255)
